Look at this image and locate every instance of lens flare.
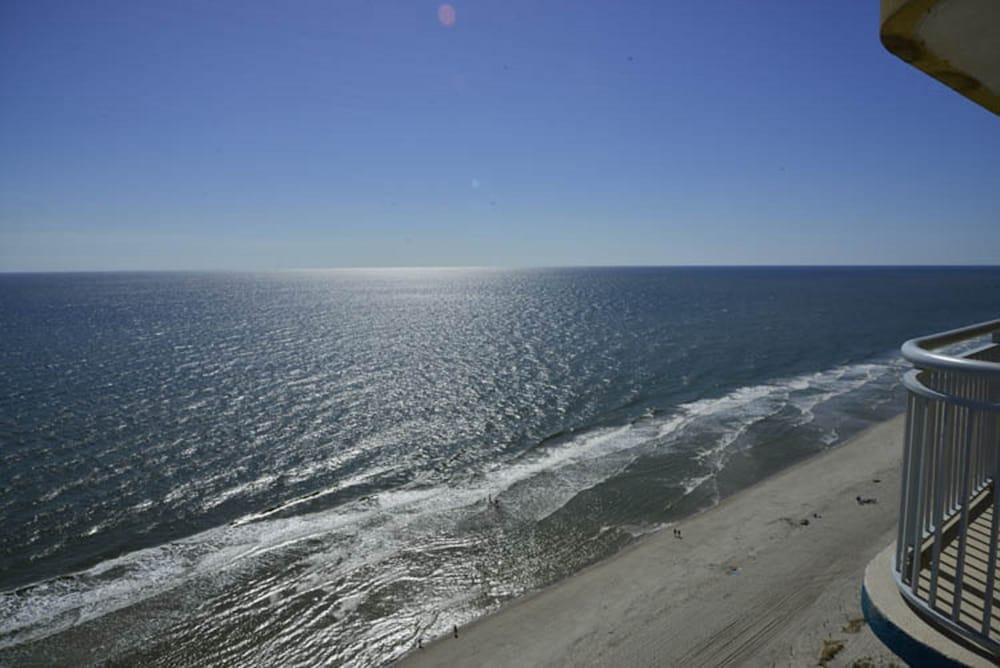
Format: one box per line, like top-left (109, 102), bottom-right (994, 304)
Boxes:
top-left (437, 4), bottom-right (456, 28)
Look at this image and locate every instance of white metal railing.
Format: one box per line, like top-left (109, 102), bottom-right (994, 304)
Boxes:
top-left (893, 319), bottom-right (1000, 655)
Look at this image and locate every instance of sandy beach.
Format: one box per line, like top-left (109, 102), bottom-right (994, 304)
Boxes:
top-left (403, 416), bottom-right (907, 667)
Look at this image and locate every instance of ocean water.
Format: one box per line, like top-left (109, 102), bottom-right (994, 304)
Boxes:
top-left (1, 267), bottom-right (999, 665)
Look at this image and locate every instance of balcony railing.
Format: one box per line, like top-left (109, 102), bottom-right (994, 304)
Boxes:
top-left (894, 319), bottom-right (1000, 656)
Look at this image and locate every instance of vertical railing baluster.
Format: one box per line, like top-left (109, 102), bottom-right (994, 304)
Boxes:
top-left (982, 427), bottom-right (1000, 637)
top-left (912, 390), bottom-right (933, 593)
top-left (925, 397), bottom-right (940, 532)
top-left (929, 400), bottom-right (952, 607)
top-left (903, 393), bottom-right (926, 583)
top-left (952, 408), bottom-right (976, 623)
top-left (951, 373), bottom-right (963, 511)
top-left (897, 391), bottom-right (915, 573)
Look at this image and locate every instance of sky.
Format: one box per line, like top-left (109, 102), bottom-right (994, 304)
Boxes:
top-left (1, 1), bottom-right (998, 271)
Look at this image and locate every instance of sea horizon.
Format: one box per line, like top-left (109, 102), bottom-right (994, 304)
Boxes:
top-left (3, 263), bottom-right (1000, 276)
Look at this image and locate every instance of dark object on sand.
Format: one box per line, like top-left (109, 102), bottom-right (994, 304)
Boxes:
top-left (800, 518), bottom-right (810, 526)
top-left (453, 625), bottom-right (459, 639)
top-left (856, 495), bottom-right (878, 505)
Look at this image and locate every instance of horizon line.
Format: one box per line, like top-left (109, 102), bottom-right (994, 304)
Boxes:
top-left (3, 263), bottom-right (1000, 275)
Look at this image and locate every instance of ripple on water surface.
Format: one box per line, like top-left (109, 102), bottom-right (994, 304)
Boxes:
top-left (3, 267), bottom-right (999, 664)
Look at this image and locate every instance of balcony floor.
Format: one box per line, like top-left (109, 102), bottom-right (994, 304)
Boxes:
top-left (864, 545), bottom-right (995, 667)
top-left (913, 499), bottom-right (1000, 645)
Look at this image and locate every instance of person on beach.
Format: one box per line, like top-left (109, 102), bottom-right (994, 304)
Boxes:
top-left (453, 625), bottom-right (459, 639)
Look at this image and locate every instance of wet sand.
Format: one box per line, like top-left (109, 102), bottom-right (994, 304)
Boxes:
top-left (402, 416), bottom-right (906, 667)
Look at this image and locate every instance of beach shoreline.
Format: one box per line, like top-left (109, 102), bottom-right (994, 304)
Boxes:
top-left (402, 415), bottom-right (908, 667)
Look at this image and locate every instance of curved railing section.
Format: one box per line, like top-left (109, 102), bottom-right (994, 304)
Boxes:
top-left (893, 319), bottom-right (1000, 656)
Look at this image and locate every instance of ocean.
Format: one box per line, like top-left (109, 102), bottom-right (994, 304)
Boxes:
top-left (1, 267), bottom-right (999, 666)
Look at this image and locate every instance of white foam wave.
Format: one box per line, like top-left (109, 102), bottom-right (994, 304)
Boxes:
top-left (0, 354), bottom-right (903, 649)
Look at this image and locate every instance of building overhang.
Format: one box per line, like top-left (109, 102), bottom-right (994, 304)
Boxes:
top-left (880, 0), bottom-right (1000, 115)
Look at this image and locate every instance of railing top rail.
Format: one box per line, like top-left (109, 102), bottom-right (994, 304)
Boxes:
top-left (902, 369), bottom-right (1000, 410)
top-left (901, 318), bottom-right (1000, 376)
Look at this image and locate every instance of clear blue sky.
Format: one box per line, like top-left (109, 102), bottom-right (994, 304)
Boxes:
top-left (2, 1), bottom-right (998, 271)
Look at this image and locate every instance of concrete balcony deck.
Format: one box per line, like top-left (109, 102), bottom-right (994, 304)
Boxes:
top-left (914, 489), bottom-right (1000, 641)
top-left (864, 544), bottom-right (995, 667)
